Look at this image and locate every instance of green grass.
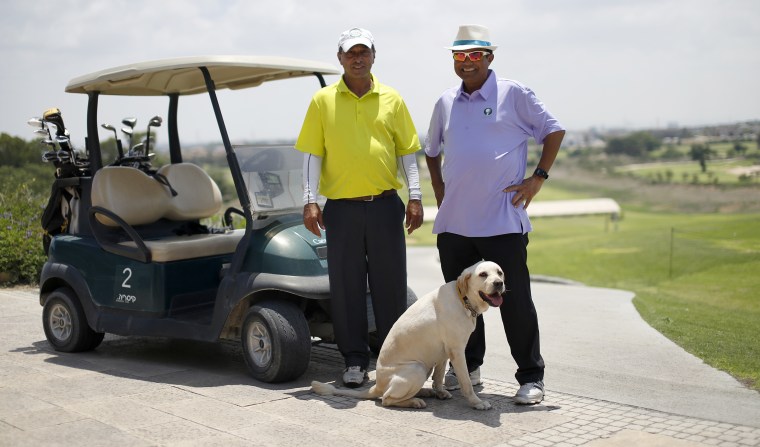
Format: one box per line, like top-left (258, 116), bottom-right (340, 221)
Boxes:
top-left (516, 211), bottom-right (760, 389)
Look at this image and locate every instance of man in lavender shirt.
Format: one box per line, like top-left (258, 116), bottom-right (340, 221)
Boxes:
top-left (424, 24), bottom-right (565, 405)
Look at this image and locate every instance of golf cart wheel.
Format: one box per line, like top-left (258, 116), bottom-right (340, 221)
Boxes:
top-left (241, 300), bottom-right (311, 383)
top-left (42, 287), bottom-right (104, 352)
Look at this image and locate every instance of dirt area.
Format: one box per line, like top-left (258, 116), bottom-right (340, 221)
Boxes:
top-left (728, 166), bottom-right (760, 176)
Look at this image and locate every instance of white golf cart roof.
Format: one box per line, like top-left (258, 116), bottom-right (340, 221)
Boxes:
top-left (65, 55), bottom-right (340, 96)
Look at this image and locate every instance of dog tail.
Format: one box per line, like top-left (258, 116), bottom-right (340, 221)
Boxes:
top-left (310, 381), bottom-right (379, 400)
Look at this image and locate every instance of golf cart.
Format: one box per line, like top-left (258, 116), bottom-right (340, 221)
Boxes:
top-left (32, 56), bottom-right (414, 382)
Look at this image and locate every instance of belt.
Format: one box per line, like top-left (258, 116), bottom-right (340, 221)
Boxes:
top-left (339, 189), bottom-right (397, 202)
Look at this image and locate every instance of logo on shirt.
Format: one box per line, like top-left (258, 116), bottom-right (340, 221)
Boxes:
top-left (484, 107), bottom-right (493, 116)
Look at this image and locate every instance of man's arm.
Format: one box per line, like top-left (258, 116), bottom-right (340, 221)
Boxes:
top-left (398, 153), bottom-right (423, 234)
top-left (503, 130), bottom-right (565, 208)
top-left (302, 153), bottom-right (324, 237)
top-left (425, 154), bottom-right (445, 208)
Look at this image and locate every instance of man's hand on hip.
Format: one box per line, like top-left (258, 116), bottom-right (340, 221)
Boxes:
top-left (503, 175), bottom-right (544, 209)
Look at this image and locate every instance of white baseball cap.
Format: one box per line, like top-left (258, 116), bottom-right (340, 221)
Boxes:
top-left (338, 27), bottom-right (374, 52)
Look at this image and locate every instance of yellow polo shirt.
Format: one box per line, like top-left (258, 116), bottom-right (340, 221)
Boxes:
top-left (295, 74), bottom-right (420, 199)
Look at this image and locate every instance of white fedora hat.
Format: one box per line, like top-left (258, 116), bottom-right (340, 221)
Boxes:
top-left (445, 24), bottom-right (498, 51)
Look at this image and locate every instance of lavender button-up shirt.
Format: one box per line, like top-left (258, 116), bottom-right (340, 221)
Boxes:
top-left (424, 70), bottom-right (564, 237)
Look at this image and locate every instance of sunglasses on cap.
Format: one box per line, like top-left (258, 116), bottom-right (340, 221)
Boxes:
top-left (452, 51), bottom-right (491, 62)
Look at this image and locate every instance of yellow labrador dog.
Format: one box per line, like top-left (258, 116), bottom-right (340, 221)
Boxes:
top-left (311, 260), bottom-right (505, 410)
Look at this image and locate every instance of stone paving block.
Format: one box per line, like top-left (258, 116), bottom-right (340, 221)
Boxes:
top-left (0, 357), bottom-right (31, 379)
top-left (231, 411), bottom-right (370, 447)
top-left (159, 395), bottom-right (276, 432)
top-left (0, 327), bottom-right (40, 353)
top-left (129, 419), bottom-right (253, 446)
top-left (64, 395), bottom-right (183, 430)
top-left (312, 412), bottom-right (466, 447)
top-left (78, 353), bottom-right (192, 379)
top-left (0, 420), bottom-right (27, 446)
top-left (3, 346), bottom-right (111, 379)
top-left (24, 418), bottom-right (153, 446)
top-left (0, 388), bottom-right (57, 419)
top-left (0, 405), bottom-right (87, 431)
top-left (158, 369), bottom-right (313, 407)
top-left (285, 389), bottom-right (479, 446)
top-left (436, 418), bottom-right (529, 445)
top-left (436, 409), bottom-right (572, 445)
top-left (128, 385), bottom-right (202, 407)
top-left (256, 396), bottom-right (377, 429)
top-left (583, 429), bottom-right (710, 446)
top-left (342, 392), bottom-right (474, 433)
top-left (17, 370), bottom-right (166, 405)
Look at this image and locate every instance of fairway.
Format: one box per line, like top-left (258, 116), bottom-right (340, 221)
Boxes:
top-left (528, 211), bottom-right (760, 390)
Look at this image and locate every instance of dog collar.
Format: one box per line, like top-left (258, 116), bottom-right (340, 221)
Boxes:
top-left (462, 296), bottom-right (479, 318)
top-left (456, 283), bottom-right (479, 318)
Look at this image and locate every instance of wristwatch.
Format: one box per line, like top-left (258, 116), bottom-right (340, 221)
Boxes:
top-left (533, 167), bottom-right (549, 180)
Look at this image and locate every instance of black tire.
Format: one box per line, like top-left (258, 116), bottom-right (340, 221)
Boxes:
top-left (241, 300), bottom-right (311, 383)
top-left (42, 287), bottom-right (104, 352)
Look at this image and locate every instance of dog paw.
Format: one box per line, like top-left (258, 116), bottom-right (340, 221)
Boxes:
top-left (435, 389), bottom-right (452, 400)
top-left (410, 398), bottom-right (427, 409)
top-left (472, 399), bottom-right (492, 410)
top-left (415, 388), bottom-right (436, 398)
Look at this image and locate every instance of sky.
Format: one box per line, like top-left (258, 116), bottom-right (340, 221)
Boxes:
top-left (2, 0), bottom-right (759, 148)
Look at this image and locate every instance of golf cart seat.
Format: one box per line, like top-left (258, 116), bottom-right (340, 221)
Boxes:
top-left (89, 164), bottom-right (244, 263)
top-left (157, 163), bottom-right (223, 220)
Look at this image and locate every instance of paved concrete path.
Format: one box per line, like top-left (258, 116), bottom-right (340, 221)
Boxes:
top-left (1, 247), bottom-right (758, 446)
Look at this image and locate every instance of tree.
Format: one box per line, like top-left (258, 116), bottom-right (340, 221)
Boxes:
top-left (0, 133), bottom-right (41, 167)
top-left (690, 143), bottom-right (714, 173)
top-left (733, 142), bottom-right (748, 157)
top-left (604, 131), bottom-right (661, 157)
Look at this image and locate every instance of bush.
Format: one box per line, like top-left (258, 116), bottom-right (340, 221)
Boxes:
top-left (605, 131), bottom-right (661, 157)
top-left (0, 184), bottom-right (47, 285)
top-left (660, 145), bottom-right (684, 160)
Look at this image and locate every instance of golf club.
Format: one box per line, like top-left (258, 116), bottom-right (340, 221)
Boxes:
top-left (101, 123), bottom-right (124, 158)
top-left (122, 117), bottom-right (136, 149)
top-left (121, 127), bottom-right (133, 152)
top-left (42, 108), bottom-right (69, 137)
top-left (144, 115), bottom-right (162, 154)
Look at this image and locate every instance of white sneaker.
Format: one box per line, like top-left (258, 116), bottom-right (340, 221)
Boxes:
top-left (514, 381), bottom-right (544, 404)
top-left (342, 366), bottom-right (368, 388)
top-left (443, 367), bottom-right (482, 391)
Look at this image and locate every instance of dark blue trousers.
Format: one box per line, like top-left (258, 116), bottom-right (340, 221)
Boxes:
top-left (323, 194), bottom-right (408, 369)
top-left (437, 232), bottom-right (545, 385)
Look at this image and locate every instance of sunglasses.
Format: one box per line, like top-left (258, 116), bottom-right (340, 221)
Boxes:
top-left (452, 51), bottom-right (491, 62)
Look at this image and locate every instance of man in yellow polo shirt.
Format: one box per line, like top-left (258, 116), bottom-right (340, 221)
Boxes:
top-left (295, 27), bottom-right (423, 388)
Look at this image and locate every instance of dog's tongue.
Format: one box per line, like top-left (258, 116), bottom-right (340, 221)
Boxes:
top-left (482, 292), bottom-right (504, 307)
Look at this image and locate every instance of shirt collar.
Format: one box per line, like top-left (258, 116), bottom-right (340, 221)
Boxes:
top-left (456, 70), bottom-right (496, 100)
top-left (337, 74), bottom-right (378, 97)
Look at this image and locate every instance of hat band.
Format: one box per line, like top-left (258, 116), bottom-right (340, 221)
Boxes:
top-left (452, 39), bottom-right (492, 47)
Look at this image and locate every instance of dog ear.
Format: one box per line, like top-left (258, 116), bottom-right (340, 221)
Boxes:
top-left (456, 273), bottom-right (471, 297)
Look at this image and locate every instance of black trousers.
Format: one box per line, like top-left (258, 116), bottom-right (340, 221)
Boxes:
top-left (323, 195), bottom-right (408, 369)
top-left (437, 232), bottom-right (545, 385)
